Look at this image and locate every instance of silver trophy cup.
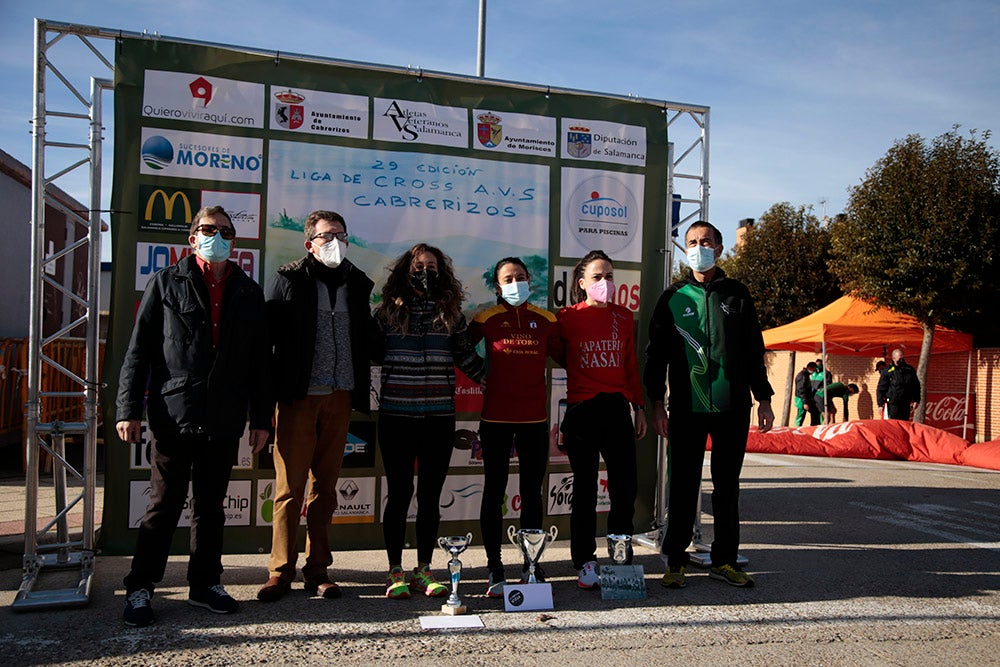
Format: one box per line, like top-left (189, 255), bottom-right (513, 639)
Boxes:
top-left (437, 533), bottom-right (473, 614)
top-left (508, 525), bottom-right (558, 584)
top-left (607, 533), bottom-right (633, 564)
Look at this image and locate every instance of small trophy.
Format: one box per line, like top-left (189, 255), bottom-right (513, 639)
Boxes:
top-left (601, 533), bottom-right (646, 600)
top-left (508, 525), bottom-right (558, 584)
top-left (437, 533), bottom-right (473, 615)
top-left (607, 533), bottom-right (633, 564)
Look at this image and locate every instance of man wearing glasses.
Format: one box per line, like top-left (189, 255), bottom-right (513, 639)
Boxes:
top-left (117, 205), bottom-right (270, 626)
top-left (257, 210), bottom-right (375, 602)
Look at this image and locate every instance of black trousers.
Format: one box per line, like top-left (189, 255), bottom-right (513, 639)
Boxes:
top-left (662, 409), bottom-right (751, 569)
top-left (378, 413), bottom-right (455, 566)
top-left (478, 420), bottom-right (549, 570)
top-left (887, 402), bottom-right (912, 420)
top-left (561, 393), bottom-right (637, 569)
top-left (123, 433), bottom-right (238, 593)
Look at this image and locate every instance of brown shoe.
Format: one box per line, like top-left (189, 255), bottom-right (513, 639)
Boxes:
top-left (305, 577), bottom-right (342, 599)
top-left (256, 576), bottom-right (291, 603)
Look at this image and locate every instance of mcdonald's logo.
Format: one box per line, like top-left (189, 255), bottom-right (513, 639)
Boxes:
top-left (138, 185), bottom-right (200, 232)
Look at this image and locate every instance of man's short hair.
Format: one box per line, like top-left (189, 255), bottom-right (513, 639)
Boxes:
top-left (686, 220), bottom-right (723, 246)
top-left (847, 383), bottom-right (859, 394)
top-left (806, 362), bottom-right (818, 371)
top-left (304, 210), bottom-right (347, 241)
top-left (189, 205), bottom-right (232, 233)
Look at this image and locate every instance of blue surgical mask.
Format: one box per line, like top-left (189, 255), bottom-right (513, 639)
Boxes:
top-left (196, 232), bottom-right (232, 263)
top-left (500, 280), bottom-right (530, 307)
top-left (686, 245), bottom-right (716, 272)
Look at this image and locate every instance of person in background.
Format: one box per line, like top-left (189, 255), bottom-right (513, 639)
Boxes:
top-left (877, 349), bottom-right (921, 420)
top-left (373, 243), bottom-right (486, 600)
top-left (555, 249), bottom-right (646, 590)
top-left (810, 359), bottom-right (833, 423)
top-left (257, 211), bottom-right (374, 603)
top-left (815, 381), bottom-right (860, 423)
top-left (470, 257), bottom-right (560, 598)
top-left (116, 206), bottom-right (269, 627)
top-left (794, 361), bottom-right (820, 426)
top-left (644, 221), bottom-right (774, 591)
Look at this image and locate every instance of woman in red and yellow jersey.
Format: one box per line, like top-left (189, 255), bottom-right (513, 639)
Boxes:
top-left (470, 257), bottom-right (560, 598)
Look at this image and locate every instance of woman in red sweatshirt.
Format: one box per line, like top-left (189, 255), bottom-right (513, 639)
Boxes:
top-left (555, 249), bottom-right (647, 589)
top-left (470, 257), bottom-right (560, 598)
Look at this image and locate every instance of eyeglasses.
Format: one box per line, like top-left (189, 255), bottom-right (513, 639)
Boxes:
top-left (311, 231), bottom-right (349, 243)
top-left (194, 224), bottom-right (236, 240)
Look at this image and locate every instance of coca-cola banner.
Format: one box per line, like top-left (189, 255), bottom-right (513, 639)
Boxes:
top-left (924, 392), bottom-right (975, 441)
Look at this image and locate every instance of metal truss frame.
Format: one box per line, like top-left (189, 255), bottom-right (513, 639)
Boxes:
top-left (15, 19), bottom-right (713, 607)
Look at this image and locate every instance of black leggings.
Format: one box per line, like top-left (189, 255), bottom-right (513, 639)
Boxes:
top-left (561, 393), bottom-right (637, 569)
top-left (378, 413), bottom-right (456, 566)
top-left (478, 420), bottom-right (549, 570)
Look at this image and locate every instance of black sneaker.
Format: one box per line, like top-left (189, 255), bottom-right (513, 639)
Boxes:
top-left (123, 588), bottom-right (153, 627)
top-left (520, 562), bottom-right (546, 583)
top-left (188, 584), bottom-right (239, 614)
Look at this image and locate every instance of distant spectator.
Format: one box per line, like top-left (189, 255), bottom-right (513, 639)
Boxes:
top-left (876, 349), bottom-right (921, 420)
top-left (794, 361), bottom-right (820, 426)
top-left (815, 382), bottom-right (859, 423)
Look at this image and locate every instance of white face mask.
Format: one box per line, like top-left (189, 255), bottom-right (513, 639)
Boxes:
top-left (195, 232), bottom-right (231, 263)
top-left (500, 280), bottom-right (530, 307)
top-left (316, 239), bottom-right (347, 268)
top-left (686, 245), bottom-right (717, 272)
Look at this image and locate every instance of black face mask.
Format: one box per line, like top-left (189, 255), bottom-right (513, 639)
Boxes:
top-left (410, 269), bottom-right (439, 295)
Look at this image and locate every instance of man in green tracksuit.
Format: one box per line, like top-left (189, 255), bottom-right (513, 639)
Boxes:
top-left (644, 221), bottom-right (774, 590)
top-left (815, 381), bottom-right (859, 423)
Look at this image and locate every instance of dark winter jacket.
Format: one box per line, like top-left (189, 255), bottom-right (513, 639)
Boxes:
top-left (115, 254), bottom-right (270, 440)
top-left (876, 359), bottom-right (921, 407)
top-left (644, 268), bottom-right (774, 413)
top-left (265, 255), bottom-right (375, 412)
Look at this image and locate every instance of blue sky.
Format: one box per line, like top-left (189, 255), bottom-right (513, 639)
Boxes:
top-left (1, 0), bottom-right (997, 256)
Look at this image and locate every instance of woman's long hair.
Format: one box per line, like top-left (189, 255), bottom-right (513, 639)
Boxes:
top-left (377, 243), bottom-right (465, 333)
top-left (570, 249), bottom-right (612, 304)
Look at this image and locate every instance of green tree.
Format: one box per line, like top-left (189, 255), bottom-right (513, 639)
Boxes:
top-left (722, 202), bottom-right (841, 329)
top-left (829, 128), bottom-right (1000, 421)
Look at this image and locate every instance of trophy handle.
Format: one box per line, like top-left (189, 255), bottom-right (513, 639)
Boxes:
top-left (437, 536), bottom-right (448, 550)
top-left (507, 525), bottom-right (518, 546)
top-left (465, 532), bottom-right (473, 546)
top-left (547, 525), bottom-right (559, 543)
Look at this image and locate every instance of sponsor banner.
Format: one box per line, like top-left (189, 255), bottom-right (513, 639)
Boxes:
top-left (128, 479), bottom-right (253, 528)
top-left (379, 474), bottom-right (487, 523)
top-left (138, 185), bottom-right (200, 233)
top-left (142, 70), bottom-right (265, 128)
top-left (130, 422), bottom-right (254, 470)
top-left (546, 470), bottom-right (609, 516)
top-left (202, 190), bottom-right (262, 240)
top-left (451, 421), bottom-right (484, 468)
top-left (454, 369), bottom-right (484, 414)
top-left (255, 420), bottom-right (376, 471)
top-left (560, 168), bottom-right (645, 263)
top-left (548, 369), bottom-right (569, 465)
top-left (561, 118), bottom-right (646, 167)
top-left (139, 128), bottom-right (264, 184)
top-left (332, 477), bottom-right (377, 524)
top-left (269, 86), bottom-right (368, 138)
top-left (924, 392), bottom-right (975, 440)
top-left (255, 478), bottom-right (306, 527)
top-left (472, 109), bottom-right (557, 157)
top-left (551, 264), bottom-right (641, 313)
top-left (135, 242), bottom-right (260, 291)
top-left (373, 98), bottom-right (469, 148)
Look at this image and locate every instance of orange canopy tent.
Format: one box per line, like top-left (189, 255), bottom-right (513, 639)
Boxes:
top-left (762, 295), bottom-right (974, 437)
top-left (761, 295), bottom-right (973, 355)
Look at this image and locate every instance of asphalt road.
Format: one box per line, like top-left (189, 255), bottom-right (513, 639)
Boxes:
top-left (0, 452), bottom-right (997, 666)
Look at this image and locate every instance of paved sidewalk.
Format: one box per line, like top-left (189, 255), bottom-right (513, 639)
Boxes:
top-left (0, 454), bottom-right (997, 666)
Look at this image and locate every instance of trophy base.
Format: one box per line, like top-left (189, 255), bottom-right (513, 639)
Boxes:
top-left (441, 603), bottom-right (468, 615)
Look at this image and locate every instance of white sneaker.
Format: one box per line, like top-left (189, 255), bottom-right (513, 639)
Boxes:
top-left (577, 560), bottom-right (600, 589)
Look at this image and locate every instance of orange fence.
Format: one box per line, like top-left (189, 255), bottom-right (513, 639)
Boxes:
top-left (0, 337), bottom-right (105, 438)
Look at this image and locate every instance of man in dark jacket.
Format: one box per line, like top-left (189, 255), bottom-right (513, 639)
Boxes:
top-left (876, 348), bottom-right (921, 420)
top-left (257, 210), bottom-right (375, 603)
top-left (116, 205), bottom-right (269, 627)
top-left (644, 221), bottom-right (774, 591)
top-left (794, 361), bottom-right (820, 426)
